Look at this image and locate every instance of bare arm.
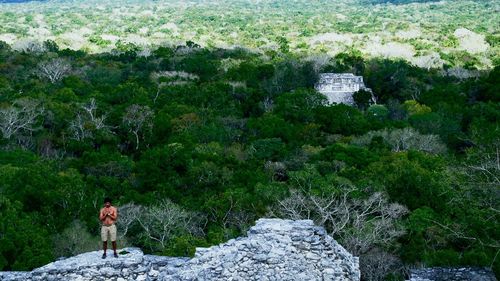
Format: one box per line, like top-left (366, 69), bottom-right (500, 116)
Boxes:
top-left (109, 207), bottom-right (118, 220)
top-left (99, 209), bottom-right (106, 221)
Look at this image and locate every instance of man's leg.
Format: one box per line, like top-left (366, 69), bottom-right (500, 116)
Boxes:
top-left (101, 226), bottom-right (108, 259)
top-left (102, 242), bottom-right (107, 258)
top-left (110, 225), bottom-right (118, 258)
top-left (112, 241), bottom-right (117, 257)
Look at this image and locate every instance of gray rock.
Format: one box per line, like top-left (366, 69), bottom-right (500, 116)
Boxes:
top-left (407, 267), bottom-right (497, 281)
top-left (158, 218), bottom-right (360, 280)
top-left (0, 219), bottom-right (361, 281)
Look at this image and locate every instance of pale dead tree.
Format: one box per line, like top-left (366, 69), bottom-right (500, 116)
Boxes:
top-left (392, 129), bottom-right (445, 154)
top-left (409, 86), bottom-right (421, 101)
top-left (137, 199), bottom-right (204, 251)
top-left (269, 190), bottom-right (408, 256)
top-left (150, 72), bottom-right (170, 104)
top-left (69, 98), bottom-right (110, 141)
top-left (389, 128), bottom-right (414, 152)
top-left (69, 113), bottom-right (91, 141)
top-left (226, 210), bottom-right (255, 234)
top-left (306, 54), bottom-right (331, 75)
top-left (460, 147), bottom-right (500, 211)
top-left (227, 81), bottom-right (247, 99)
top-left (340, 193), bottom-right (408, 255)
top-left (462, 126), bottom-right (500, 192)
top-left (272, 189), bottom-right (314, 220)
top-left (82, 98), bottom-right (108, 130)
top-left (463, 123), bottom-right (499, 195)
top-left (310, 191), bottom-right (353, 234)
top-left (413, 53), bottom-right (443, 71)
top-left (441, 67), bottom-right (481, 81)
top-left (13, 39), bottom-right (46, 53)
top-left (465, 151), bottom-right (500, 186)
top-left (262, 96), bottom-right (274, 113)
top-left (264, 161), bottom-right (287, 181)
top-left (269, 189), bottom-right (407, 280)
top-left (360, 248), bottom-right (401, 281)
top-left (219, 58), bottom-right (243, 73)
top-left (117, 203), bottom-right (141, 239)
top-left (451, 130), bottom-right (500, 258)
top-left (0, 99), bottom-right (44, 140)
top-left (52, 220), bottom-right (97, 257)
top-left (150, 71), bottom-right (199, 103)
top-left (353, 128), bottom-right (447, 154)
top-left (122, 105), bottom-right (154, 150)
top-left (137, 48), bottom-right (152, 58)
top-left (36, 58), bottom-right (72, 84)
top-left (208, 193), bottom-right (255, 240)
top-left (152, 71), bottom-right (199, 82)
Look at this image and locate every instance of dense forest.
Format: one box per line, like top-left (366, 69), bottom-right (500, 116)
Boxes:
top-left (0, 40), bottom-right (498, 280)
top-left (1, 0), bottom-right (496, 70)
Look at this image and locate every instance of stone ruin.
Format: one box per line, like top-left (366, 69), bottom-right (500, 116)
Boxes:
top-left (0, 219), bottom-right (361, 281)
top-left (407, 267), bottom-right (497, 281)
top-left (315, 73), bottom-right (373, 105)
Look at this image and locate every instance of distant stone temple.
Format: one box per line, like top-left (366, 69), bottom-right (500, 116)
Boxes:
top-left (315, 73), bottom-right (372, 105)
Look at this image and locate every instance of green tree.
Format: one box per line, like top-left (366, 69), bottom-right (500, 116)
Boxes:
top-left (0, 197), bottom-right (53, 270)
top-left (275, 89), bottom-right (326, 123)
top-left (314, 104), bottom-right (369, 135)
top-left (353, 90), bottom-right (373, 110)
top-left (367, 152), bottom-right (451, 211)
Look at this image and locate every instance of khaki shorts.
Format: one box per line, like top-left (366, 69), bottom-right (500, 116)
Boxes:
top-left (101, 224), bottom-right (117, 242)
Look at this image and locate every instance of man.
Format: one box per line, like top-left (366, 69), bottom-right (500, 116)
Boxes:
top-left (99, 197), bottom-right (118, 259)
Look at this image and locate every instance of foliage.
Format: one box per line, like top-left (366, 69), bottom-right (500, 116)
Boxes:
top-left (0, 0), bottom-right (497, 69)
top-left (0, 43), bottom-right (497, 280)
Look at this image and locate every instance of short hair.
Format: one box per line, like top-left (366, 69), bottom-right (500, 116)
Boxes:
top-left (104, 197), bottom-right (112, 204)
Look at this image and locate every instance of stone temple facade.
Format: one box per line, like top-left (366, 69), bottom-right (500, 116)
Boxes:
top-left (0, 219), bottom-right (360, 281)
top-left (315, 73), bottom-right (372, 105)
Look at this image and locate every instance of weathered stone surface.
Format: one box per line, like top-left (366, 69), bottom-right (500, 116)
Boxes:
top-left (161, 219), bottom-right (360, 281)
top-left (0, 247), bottom-right (187, 281)
top-left (0, 219), bottom-right (360, 281)
top-left (407, 267), bottom-right (497, 281)
top-left (315, 73), bottom-right (373, 105)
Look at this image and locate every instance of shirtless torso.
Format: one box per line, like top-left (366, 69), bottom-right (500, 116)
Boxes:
top-left (99, 206), bottom-right (117, 226)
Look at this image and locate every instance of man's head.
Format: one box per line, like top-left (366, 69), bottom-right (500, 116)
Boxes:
top-left (104, 197), bottom-right (112, 208)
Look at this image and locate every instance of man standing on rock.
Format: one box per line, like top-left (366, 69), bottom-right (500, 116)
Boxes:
top-left (99, 197), bottom-right (118, 259)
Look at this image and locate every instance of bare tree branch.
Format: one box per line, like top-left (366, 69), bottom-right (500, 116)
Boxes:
top-left (69, 98), bottom-right (111, 141)
top-left (0, 99), bottom-right (44, 140)
top-left (353, 127), bottom-right (447, 154)
top-left (135, 199), bottom-right (205, 251)
top-left (122, 105), bottom-right (154, 150)
top-left (36, 58), bottom-right (72, 84)
top-left (117, 203), bottom-right (141, 239)
top-left (269, 190), bottom-right (408, 256)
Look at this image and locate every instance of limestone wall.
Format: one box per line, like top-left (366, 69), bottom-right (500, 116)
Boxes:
top-left (0, 219), bottom-right (360, 281)
top-left (315, 73), bottom-right (372, 105)
top-left (408, 267), bottom-right (497, 281)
